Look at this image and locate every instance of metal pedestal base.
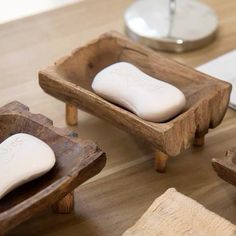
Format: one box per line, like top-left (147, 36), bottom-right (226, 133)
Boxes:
top-left (124, 0), bottom-right (218, 52)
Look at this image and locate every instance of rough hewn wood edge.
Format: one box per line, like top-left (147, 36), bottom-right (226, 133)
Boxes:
top-left (212, 148), bottom-right (236, 186)
top-left (0, 101), bottom-right (105, 169)
top-left (164, 84), bottom-right (231, 155)
top-left (53, 31), bottom-right (121, 69)
top-left (0, 101), bottom-right (79, 143)
top-left (0, 101), bottom-right (106, 235)
top-left (0, 101), bottom-right (29, 113)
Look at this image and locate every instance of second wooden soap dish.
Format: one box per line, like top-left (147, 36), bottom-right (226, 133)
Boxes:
top-left (0, 101), bottom-right (106, 235)
top-left (39, 31), bottom-right (231, 173)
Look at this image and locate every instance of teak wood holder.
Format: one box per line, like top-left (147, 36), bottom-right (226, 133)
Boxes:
top-left (0, 101), bottom-right (106, 235)
top-left (39, 31), bottom-right (231, 173)
top-left (212, 148), bottom-right (236, 187)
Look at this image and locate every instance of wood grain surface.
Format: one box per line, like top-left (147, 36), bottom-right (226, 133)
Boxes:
top-left (1, 0), bottom-right (236, 235)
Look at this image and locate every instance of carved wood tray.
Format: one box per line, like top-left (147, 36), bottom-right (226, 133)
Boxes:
top-left (0, 101), bottom-right (106, 235)
top-left (39, 31), bottom-right (231, 172)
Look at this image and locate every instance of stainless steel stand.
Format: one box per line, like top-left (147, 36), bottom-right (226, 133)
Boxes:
top-left (124, 0), bottom-right (218, 52)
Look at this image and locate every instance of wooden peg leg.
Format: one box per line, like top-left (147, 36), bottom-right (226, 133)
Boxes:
top-left (194, 136), bottom-right (205, 147)
top-left (66, 103), bottom-right (78, 126)
top-left (52, 192), bottom-right (74, 214)
top-left (154, 150), bottom-right (169, 173)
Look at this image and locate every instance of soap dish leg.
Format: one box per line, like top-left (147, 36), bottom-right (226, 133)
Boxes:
top-left (52, 191), bottom-right (74, 214)
top-left (194, 136), bottom-right (205, 147)
top-left (66, 103), bottom-right (78, 126)
top-left (154, 150), bottom-right (169, 173)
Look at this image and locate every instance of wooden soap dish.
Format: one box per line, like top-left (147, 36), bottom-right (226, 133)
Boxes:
top-left (212, 148), bottom-right (236, 186)
top-left (39, 31), bottom-right (231, 173)
top-left (0, 101), bottom-right (106, 235)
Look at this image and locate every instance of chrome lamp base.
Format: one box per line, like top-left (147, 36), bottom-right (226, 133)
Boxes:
top-left (124, 0), bottom-right (218, 52)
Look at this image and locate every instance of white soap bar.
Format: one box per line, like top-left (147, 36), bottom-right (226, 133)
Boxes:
top-left (0, 133), bottom-right (56, 200)
top-left (92, 62), bottom-right (186, 122)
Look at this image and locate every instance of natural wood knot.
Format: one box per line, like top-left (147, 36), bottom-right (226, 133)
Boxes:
top-left (88, 62), bottom-right (94, 69)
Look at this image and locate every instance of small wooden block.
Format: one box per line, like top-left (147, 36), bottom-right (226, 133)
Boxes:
top-left (212, 148), bottom-right (236, 186)
top-left (52, 192), bottom-right (74, 214)
top-left (123, 188), bottom-right (236, 236)
top-left (154, 150), bottom-right (169, 173)
top-left (66, 103), bottom-right (78, 126)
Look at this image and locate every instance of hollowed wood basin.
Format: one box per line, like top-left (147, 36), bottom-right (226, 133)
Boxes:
top-left (39, 31), bottom-right (231, 158)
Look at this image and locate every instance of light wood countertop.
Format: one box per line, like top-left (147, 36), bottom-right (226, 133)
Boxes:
top-left (1, 0), bottom-right (236, 235)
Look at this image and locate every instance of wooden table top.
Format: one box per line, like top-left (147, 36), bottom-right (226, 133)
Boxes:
top-left (1, 0), bottom-right (236, 235)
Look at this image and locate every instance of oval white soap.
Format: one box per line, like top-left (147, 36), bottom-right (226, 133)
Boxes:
top-left (92, 62), bottom-right (186, 122)
top-left (0, 133), bottom-right (55, 200)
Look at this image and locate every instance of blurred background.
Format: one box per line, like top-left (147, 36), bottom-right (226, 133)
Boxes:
top-left (0, 0), bottom-right (82, 24)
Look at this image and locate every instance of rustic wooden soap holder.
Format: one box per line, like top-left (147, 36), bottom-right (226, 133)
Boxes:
top-left (0, 101), bottom-right (106, 235)
top-left (39, 31), bottom-right (231, 173)
top-left (212, 148), bottom-right (236, 187)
